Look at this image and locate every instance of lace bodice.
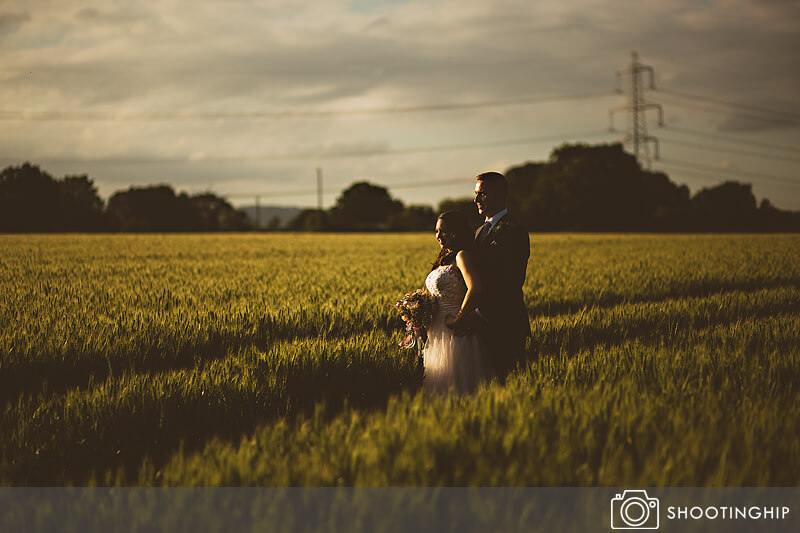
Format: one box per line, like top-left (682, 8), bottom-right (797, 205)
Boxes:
top-left (425, 265), bottom-right (466, 314)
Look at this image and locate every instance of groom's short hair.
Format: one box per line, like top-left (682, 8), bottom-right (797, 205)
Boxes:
top-left (476, 172), bottom-right (508, 200)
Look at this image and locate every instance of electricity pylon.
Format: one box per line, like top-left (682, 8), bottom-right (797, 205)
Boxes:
top-left (609, 51), bottom-right (664, 169)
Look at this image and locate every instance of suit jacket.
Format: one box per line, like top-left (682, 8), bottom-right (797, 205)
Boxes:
top-left (473, 213), bottom-right (531, 339)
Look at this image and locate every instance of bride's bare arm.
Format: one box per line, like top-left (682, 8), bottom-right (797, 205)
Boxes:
top-left (446, 250), bottom-right (483, 331)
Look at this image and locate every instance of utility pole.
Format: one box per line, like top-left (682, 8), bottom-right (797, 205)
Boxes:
top-left (316, 168), bottom-right (323, 211)
top-left (609, 51), bottom-right (664, 169)
top-left (255, 194), bottom-right (260, 228)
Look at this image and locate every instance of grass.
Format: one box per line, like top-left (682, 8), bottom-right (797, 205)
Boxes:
top-left (1, 233), bottom-right (798, 486)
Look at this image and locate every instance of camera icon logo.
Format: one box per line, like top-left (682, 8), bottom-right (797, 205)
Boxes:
top-left (611, 490), bottom-right (660, 529)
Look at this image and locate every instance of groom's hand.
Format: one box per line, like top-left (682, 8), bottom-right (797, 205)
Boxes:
top-left (446, 311), bottom-right (481, 337)
top-left (445, 314), bottom-right (468, 337)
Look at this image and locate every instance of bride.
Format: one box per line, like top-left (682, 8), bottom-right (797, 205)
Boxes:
top-left (423, 211), bottom-right (487, 394)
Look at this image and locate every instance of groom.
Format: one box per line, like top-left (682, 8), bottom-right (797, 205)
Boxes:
top-left (458, 171), bottom-right (531, 378)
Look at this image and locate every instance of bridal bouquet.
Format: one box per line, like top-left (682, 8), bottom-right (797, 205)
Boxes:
top-left (394, 289), bottom-right (438, 349)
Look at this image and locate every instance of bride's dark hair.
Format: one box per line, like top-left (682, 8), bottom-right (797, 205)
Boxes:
top-left (430, 210), bottom-right (475, 270)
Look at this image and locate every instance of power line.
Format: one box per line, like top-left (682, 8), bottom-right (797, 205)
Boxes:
top-left (371, 130), bottom-right (613, 156)
top-left (656, 87), bottom-right (800, 122)
top-left (656, 162), bottom-right (800, 194)
top-left (663, 58), bottom-right (770, 86)
top-left (231, 157), bottom-right (800, 203)
top-left (655, 95), bottom-right (798, 126)
top-left (224, 188), bottom-right (320, 199)
top-left (662, 125), bottom-right (800, 153)
top-left (383, 178), bottom-right (468, 190)
top-left (0, 90), bottom-right (615, 121)
top-left (227, 155), bottom-right (800, 201)
top-left (2, 130), bottom-right (613, 164)
top-left (658, 135), bottom-right (800, 164)
top-left (223, 177), bottom-right (475, 200)
top-left (654, 164), bottom-right (742, 185)
top-left (658, 157), bottom-right (799, 186)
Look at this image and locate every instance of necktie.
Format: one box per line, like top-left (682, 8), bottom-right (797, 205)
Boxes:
top-left (476, 221), bottom-right (492, 244)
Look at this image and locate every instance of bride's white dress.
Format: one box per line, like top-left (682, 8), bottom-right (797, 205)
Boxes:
top-left (423, 264), bottom-right (486, 394)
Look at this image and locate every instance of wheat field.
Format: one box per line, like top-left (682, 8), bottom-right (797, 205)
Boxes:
top-left (1, 233), bottom-right (798, 486)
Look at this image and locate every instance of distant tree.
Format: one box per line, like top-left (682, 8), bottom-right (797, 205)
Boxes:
top-left (219, 208), bottom-right (252, 231)
top-left (58, 175), bottom-right (107, 231)
top-left (264, 215), bottom-right (282, 231)
top-left (189, 193), bottom-right (251, 231)
top-left (190, 193), bottom-right (229, 231)
top-left (437, 198), bottom-right (482, 229)
top-left (329, 181), bottom-right (403, 230)
top-left (541, 143), bottom-right (646, 231)
top-left (757, 199), bottom-right (800, 232)
top-left (0, 163), bottom-right (61, 232)
top-left (691, 181), bottom-right (757, 232)
top-left (504, 143), bottom-right (693, 231)
top-left (286, 209), bottom-right (331, 231)
top-left (386, 205), bottom-right (437, 231)
top-left (5, 156), bottom-right (798, 233)
top-left (635, 170), bottom-right (692, 231)
top-left (107, 185), bottom-right (198, 232)
top-left (505, 162), bottom-right (542, 227)
top-left (505, 162), bottom-right (554, 230)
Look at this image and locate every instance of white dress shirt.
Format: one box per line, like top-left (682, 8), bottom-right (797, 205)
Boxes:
top-left (484, 208), bottom-right (508, 232)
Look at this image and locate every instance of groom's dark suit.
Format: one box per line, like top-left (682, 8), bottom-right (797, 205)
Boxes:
top-left (474, 212), bottom-right (531, 377)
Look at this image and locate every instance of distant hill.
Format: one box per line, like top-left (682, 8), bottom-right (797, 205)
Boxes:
top-left (238, 205), bottom-right (302, 228)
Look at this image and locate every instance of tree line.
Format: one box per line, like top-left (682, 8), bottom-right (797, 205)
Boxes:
top-left (0, 163), bottom-right (250, 232)
top-left (287, 143), bottom-right (800, 232)
top-left (2, 143), bottom-right (799, 233)
top-left (503, 143), bottom-right (800, 232)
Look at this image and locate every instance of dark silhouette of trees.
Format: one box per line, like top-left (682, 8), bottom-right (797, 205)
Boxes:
top-left (757, 199), bottom-right (800, 232)
top-left (329, 181), bottom-right (403, 230)
top-left (505, 144), bottom-right (693, 231)
top-left (0, 163), bottom-right (61, 232)
top-left (637, 170), bottom-right (692, 231)
top-left (287, 183), bottom-right (411, 231)
top-left (0, 163), bottom-right (109, 232)
top-left (286, 209), bottom-right (331, 231)
top-left (264, 216), bottom-right (282, 231)
top-left (3, 156), bottom-right (799, 233)
top-left (1, 163), bottom-right (254, 233)
top-left (108, 185), bottom-right (195, 232)
top-left (505, 161), bottom-right (559, 230)
top-left (107, 185), bottom-right (250, 232)
top-left (189, 193), bottom-right (251, 231)
top-left (58, 175), bottom-right (108, 231)
top-left (386, 205), bottom-right (437, 231)
top-left (691, 181), bottom-right (757, 232)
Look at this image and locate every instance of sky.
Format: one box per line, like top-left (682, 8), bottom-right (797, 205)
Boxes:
top-left (1, 0), bottom-right (799, 211)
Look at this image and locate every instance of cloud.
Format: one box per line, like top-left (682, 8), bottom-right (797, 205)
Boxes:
top-left (6, 1), bottom-right (798, 112)
top-left (313, 139), bottom-right (391, 157)
top-left (74, 6), bottom-right (146, 25)
top-left (1, 0), bottom-right (799, 209)
top-left (0, 12), bottom-right (30, 36)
